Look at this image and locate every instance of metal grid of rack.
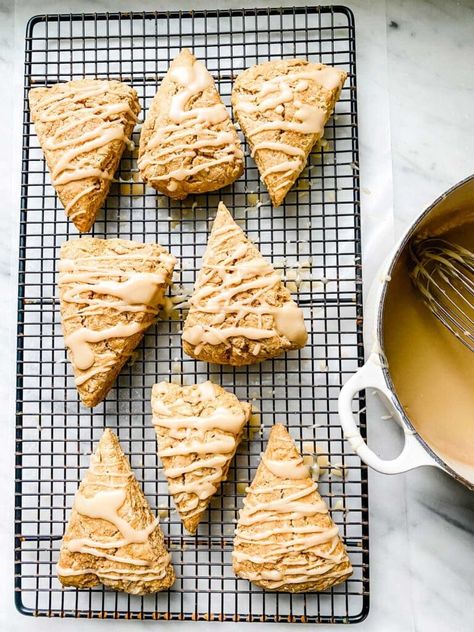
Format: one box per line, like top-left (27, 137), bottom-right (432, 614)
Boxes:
top-left (15, 6), bottom-right (368, 623)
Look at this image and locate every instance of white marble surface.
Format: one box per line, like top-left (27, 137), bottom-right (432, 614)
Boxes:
top-left (0, 0), bottom-right (473, 630)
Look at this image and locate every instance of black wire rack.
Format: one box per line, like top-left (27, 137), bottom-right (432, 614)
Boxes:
top-left (15, 6), bottom-right (368, 623)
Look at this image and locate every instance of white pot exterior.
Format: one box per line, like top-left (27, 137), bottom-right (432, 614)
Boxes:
top-left (339, 175), bottom-right (474, 490)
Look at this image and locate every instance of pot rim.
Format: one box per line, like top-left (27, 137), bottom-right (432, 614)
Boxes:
top-left (377, 173), bottom-right (474, 490)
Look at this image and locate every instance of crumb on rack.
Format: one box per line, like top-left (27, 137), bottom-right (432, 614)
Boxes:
top-left (247, 413), bottom-right (262, 439)
top-left (315, 446), bottom-right (330, 475)
top-left (331, 463), bottom-right (347, 479)
top-left (303, 455), bottom-right (314, 469)
top-left (311, 461), bottom-right (320, 481)
top-left (247, 193), bottom-right (259, 206)
top-left (158, 506), bottom-right (170, 521)
top-left (302, 440), bottom-right (316, 454)
top-left (127, 351), bottom-right (140, 367)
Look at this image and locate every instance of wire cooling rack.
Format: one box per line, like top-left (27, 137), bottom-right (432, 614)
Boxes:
top-left (15, 6), bottom-right (368, 623)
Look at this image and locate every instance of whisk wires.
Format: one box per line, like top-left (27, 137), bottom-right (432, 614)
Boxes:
top-left (410, 238), bottom-right (474, 352)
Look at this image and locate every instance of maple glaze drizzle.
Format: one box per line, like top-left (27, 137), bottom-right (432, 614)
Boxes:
top-left (58, 447), bottom-right (170, 584)
top-left (233, 64), bottom-right (345, 193)
top-left (182, 214), bottom-right (307, 355)
top-left (32, 81), bottom-right (138, 221)
top-left (152, 381), bottom-right (250, 521)
top-left (59, 248), bottom-right (174, 382)
top-left (138, 53), bottom-right (243, 191)
top-left (233, 466), bottom-right (350, 589)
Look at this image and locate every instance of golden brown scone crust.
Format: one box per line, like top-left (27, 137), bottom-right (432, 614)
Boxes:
top-left (59, 237), bottom-right (176, 407)
top-left (29, 79), bottom-right (140, 232)
top-left (182, 202), bottom-right (307, 365)
top-left (232, 59), bottom-right (346, 206)
top-left (233, 424), bottom-right (352, 592)
top-left (57, 428), bottom-right (175, 595)
top-left (138, 49), bottom-right (243, 199)
top-left (151, 381), bottom-right (251, 533)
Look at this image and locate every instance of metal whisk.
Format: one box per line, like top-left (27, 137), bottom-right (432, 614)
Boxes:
top-left (410, 238), bottom-right (474, 352)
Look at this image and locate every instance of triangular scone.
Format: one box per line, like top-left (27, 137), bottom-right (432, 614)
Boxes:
top-left (182, 202), bottom-right (307, 365)
top-left (233, 424), bottom-right (352, 592)
top-left (232, 59), bottom-right (347, 206)
top-left (29, 79), bottom-right (140, 232)
top-left (59, 237), bottom-right (176, 407)
top-left (138, 49), bottom-right (244, 199)
top-left (57, 429), bottom-right (175, 595)
top-left (151, 381), bottom-right (252, 533)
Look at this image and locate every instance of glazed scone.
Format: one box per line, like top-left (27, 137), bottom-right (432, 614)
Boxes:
top-left (151, 381), bottom-right (252, 533)
top-left (182, 202), bottom-right (307, 365)
top-left (59, 237), bottom-right (176, 407)
top-left (57, 428), bottom-right (175, 594)
top-left (29, 79), bottom-right (140, 232)
top-left (138, 49), bottom-right (244, 199)
top-left (232, 59), bottom-right (347, 206)
top-left (233, 424), bottom-right (353, 592)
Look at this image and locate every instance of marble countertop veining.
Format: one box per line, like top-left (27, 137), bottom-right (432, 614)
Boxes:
top-left (0, 1), bottom-right (473, 631)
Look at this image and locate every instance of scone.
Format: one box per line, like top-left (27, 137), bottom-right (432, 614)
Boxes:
top-left (29, 79), bottom-right (140, 232)
top-left (59, 237), bottom-right (176, 407)
top-left (232, 59), bottom-right (347, 206)
top-left (57, 428), bottom-right (175, 594)
top-left (151, 381), bottom-right (252, 533)
top-left (182, 202), bottom-right (307, 365)
top-left (138, 49), bottom-right (244, 199)
top-left (233, 424), bottom-right (353, 592)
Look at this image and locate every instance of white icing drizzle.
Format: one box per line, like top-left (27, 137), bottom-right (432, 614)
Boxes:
top-left (233, 448), bottom-right (350, 589)
top-left (182, 213), bottom-right (307, 354)
top-left (152, 381), bottom-right (250, 521)
top-left (32, 81), bottom-right (137, 220)
top-left (59, 247), bottom-right (174, 381)
top-left (138, 52), bottom-right (243, 190)
top-left (233, 64), bottom-right (344, 192)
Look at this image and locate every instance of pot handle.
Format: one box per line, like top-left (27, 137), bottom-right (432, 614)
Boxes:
top-left (338, 353), bottom-right (438, 473)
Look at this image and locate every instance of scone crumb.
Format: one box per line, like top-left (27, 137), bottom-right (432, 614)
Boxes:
top-left (247, 193), bottom-right (259, 206)
top-left (331, 464), bottom-right (347, 479)
top-left (302, 440), bottom-right (316, 454)
top-left (158, 505), bottom-right (170, 521)
top-left (316, 446), bottom-right (330, 475)
top-left (311, 461), bottom-right (320, 481)
top-left (318, 137), bottom-right (329, 150)
top-left (302, 455), bottom-right (314, 469)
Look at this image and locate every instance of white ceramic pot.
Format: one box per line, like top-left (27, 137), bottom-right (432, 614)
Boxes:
top-left (338, 174), bottom-right (474, 490)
